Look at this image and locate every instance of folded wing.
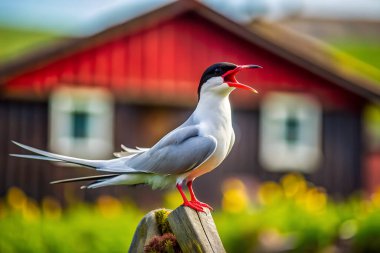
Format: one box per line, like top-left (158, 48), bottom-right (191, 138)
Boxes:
top-left (126, 125), bottom-right (217, 174)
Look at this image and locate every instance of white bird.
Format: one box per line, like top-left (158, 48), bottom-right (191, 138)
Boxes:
top-left (11, 62), bottom-right (261, 212)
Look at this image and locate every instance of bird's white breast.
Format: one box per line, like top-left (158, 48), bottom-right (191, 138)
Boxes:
top-left (185, 93), bottom-right (234, 181)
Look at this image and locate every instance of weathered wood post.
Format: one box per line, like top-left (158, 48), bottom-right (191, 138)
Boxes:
top-left (129, 206), bottom-right (226, 253)
top-left (168, 206), bottom-right (226, 253)
top-left (129, 209), bottom-right (163, 253)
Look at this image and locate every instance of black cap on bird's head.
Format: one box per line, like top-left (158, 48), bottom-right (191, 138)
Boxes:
top-left (198, 62), bottom-right (262, 99)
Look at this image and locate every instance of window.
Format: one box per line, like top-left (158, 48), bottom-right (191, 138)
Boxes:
top-left (49, 87), bottom-right (114, 159)
top-left (259, 92), bottom-right (321, 172)
top-left (71, 111), bottom-right (89, 138)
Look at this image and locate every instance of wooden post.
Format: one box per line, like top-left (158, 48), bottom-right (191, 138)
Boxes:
top-left (167, 206), bottom-right (226, 253)
top-left (128, 209), bottom-right (162, 253)
top-left (129, 206), bottom-right (225, 253)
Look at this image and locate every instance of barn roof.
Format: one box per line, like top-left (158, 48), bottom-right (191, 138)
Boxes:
top-left (1, 0), bottom-right (380, 102)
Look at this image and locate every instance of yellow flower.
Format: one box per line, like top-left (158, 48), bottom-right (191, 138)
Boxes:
top-left (304, 187), bottom-right (327, 213)
top-left (6, 187), bottom-right (27, 210)
top-left (22, 199), bottom-right (40, 221)
top-left (96, 195), bottom-right (123, 218)
top-left (280, 173), bottom-right (307, 199)
top-left (222, 178), bottom-right (249, 213)
top-left (258, 182), bottom-right (283, 206)
top-left (371, 187), bottom-right (380, 209)
top-left (42, 196), bottom-right (62, 219)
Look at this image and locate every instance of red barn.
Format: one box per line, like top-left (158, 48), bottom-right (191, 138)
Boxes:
top-left (1, 1), bottom-right (379, 205)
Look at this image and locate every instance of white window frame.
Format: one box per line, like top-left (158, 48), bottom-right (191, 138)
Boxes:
top-left (49, 87), bottom-right (114, 159)
top-left (259, 92), bottom-right (322, 173)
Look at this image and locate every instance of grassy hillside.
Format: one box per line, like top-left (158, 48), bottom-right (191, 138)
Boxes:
top-left (332, 39), bottom-right (380, 69)
top-left (0, 26), bottom-right (60, 63)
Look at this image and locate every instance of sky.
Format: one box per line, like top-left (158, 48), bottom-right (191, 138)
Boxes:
top-left (0, 0), bottom-right (379, 36)
top-left (0, 0), bottom-right (173, 35)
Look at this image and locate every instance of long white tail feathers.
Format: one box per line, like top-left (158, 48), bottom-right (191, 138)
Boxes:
top-left (50, 174), bottom-right (146, 189)
top-left (10, 154), bottom-right (62, 162)
top-left (50, 174), bottom-right (119, 185)
top-left (10, 141), bottom-right (149, 188)
top-left (81, 174), bottom-right (147, 189)
top-left (10, 141), bottom-right (107, 170)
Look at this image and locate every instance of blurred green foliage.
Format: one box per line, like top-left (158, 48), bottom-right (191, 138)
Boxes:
top-left (1, 174), bottom-right (380, 253)
top-left (331, 39), bottom-right (380, 70)
top-left (0, 190), bottom-right (142, 253)
top-left (0, 26), bottom-right (59, 62)
top-left (323, 41), bottom-right (380, 83)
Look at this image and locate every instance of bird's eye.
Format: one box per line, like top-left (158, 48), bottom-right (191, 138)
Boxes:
top-left (214, 68), bottom-right (221, 75)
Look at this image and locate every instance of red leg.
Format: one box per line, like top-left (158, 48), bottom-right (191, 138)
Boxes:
top-left (176, 183), bottom-right (204, 212)
top-left (187, 181), bottom-right (213, 211)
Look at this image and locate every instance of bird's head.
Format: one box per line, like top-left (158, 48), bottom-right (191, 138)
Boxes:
top-left (198, 62), bottom-right (261, 99)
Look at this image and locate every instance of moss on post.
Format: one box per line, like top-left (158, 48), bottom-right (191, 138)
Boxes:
top-left (154, 209), bottom-right (172, 235)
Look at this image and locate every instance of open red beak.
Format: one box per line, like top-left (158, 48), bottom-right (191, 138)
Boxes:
top-left (222, 64), bottom-right (261, 93)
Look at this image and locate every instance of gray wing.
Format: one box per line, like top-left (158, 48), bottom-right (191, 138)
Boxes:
top-left (125, 125), bottom-right (217, 175)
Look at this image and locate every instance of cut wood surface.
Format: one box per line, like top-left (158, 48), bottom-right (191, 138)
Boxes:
top-left (167, 206), bottom-right (226, 253)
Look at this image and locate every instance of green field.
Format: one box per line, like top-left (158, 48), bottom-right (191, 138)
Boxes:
top-left (328, 38), bottom-right (380, 83)
top-left (332, 39), bottom-right (380, 69)
top-left (0, 26), bottom-right (60, 62)
top-left (1, 174), bottom-right (380, 252)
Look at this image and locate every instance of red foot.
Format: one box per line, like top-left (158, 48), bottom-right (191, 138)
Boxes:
top-left (177, 182), bottom-right (213, 212)
top-left (183, 201), bottom-right (205, 212)
top-left (193, 201), bottom-right (213, 211)
top-left (186, 180), bottom-right (213, 211)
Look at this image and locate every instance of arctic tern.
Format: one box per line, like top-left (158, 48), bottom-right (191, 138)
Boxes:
top-left (11, 62), bottom-right (261, 212)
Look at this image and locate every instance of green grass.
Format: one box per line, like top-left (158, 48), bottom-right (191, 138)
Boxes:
top-left (328, 38), bottom-right (380, 83)
top-left (331, 39), bottom-right (380, 69)
top-left (0, 26), bottom-right (61, 62)
top-left (1, 174), bottom-right (380, 253)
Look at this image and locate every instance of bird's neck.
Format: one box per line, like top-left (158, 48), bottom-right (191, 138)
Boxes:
top-left (194, 92), bottom-right (232, 124)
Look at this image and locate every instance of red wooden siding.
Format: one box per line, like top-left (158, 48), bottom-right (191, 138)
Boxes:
top-left (5, 12), bottom-right (364, 110)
